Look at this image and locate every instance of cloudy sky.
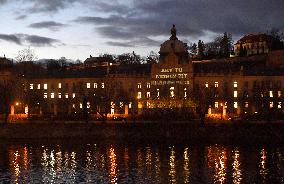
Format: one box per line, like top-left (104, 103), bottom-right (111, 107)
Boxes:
top-left (0, 0), bottom-right (283, 60)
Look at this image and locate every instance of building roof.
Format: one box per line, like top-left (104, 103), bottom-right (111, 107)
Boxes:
top-left (236, 33), bottom-right (274, 44)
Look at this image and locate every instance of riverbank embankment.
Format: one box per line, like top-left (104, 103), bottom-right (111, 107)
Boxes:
top-left (1, 120), bottom-right (284, 143)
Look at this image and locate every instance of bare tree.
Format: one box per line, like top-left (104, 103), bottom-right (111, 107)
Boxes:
top-left (15, 48), bottom-right (38, 62)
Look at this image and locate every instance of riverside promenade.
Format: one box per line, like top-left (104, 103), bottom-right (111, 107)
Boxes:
top-left (0, 120), bottom-right (284, 143)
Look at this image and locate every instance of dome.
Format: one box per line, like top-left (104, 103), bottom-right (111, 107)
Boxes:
top-left (160, 39), bottom-right (188, 54)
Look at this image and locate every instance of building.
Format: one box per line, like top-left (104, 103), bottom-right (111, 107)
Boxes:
top-left (3, 26), bottom-right (284, 121)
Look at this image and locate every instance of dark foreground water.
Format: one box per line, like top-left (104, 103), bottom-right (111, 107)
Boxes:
top-left (0, 141), bottom-right (284, 184)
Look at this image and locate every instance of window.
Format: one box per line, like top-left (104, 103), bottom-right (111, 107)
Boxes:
top-left (157, 89), bottom-right (160, 97)
top-left (147, 82), bottom-right (151, 88)
top-left (87, 102), bottom-right (90, 109)
top-left (44, 93), bottom-right (47, 98)
top-left (215, 102), bottom-right (219, 108)
top-left (129, 102), bottom-right (132, 109)
top-left (269, 91), bottom-right (273, 98)
top-left (245, 102), bottom-right (249, 108)
top-left (234, 91), bottom-right (238, 98)
top-left (58, 83), bottom-right (62, 89)
top-left (58, 93), bottom-right (62, 98)
top-left (94, 83), bottom-right (97, 88)
top-left (137, 83), bottom-right (142, 89)
top-left (72, 93), bottom-right (76, 98)
top-left (72, 104), bottom-right (75, 108)
top-left (278, 91), bottom-right (281, 97)
top-left (234, 102), bottom-right (238, 109)
top-left (270, 102), bottom-right (274, 108)
top-left (51, 93), bottom-right (55, 99)
top-left (80, 103), bottom-right (83, 109)
top-left (147, 101), bottom-right (150, 108)
top-left (138, 92), bottom-right (142, 99)
top-left (120, 102), bottom-right (123, 108)
top-left (214, 82), bottom-right (219, 88)
top-left (147, 92), bottom-right (150, 98)
top-left (184, 88), bottom-right (187, 98)
top-left (29, 84), bottom-right (33, 89)
top-left (233, 81), bottom-right (238, 88)
top-left (37, 84), bottom-right (41, 89)
top-left (44, 83), bottom-right (48, 90)
top-left (278, 102), bottom-right (282, 109)
top-left (205, 82), bottom-right (209, 88)
top-left (170, 87), bottom-right (174, 97)
top-left (65, 93), bottom-right (69, 98)
top-left (101, 83), bottom-right (105, 88)
top-left (87, 83), bottom-right (91, 88)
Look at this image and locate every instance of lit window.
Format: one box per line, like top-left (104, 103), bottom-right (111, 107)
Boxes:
top-left (233, 81), bottom-right (238, 88)
top-left (234, 91), bottom-right (238, 98)
top-left (214, 82), bottom-right (219, 88)
top-left (147, 82), bottom-right (151, 88)
top-left (278, 102), bottom-right (282, 109)
top-left (184, 88), bottom-right (187, 98)
top-left (269, 91), bottom-right (273, 98)
top-left (87, 83), bottom-right (91, 88)
top-left (245, 102), bottom-right (249, 108)
top-left (101, 83), bottom-right (105, 88)
top-left (58, 93), bottom-right (61, 98)
top-left (72, 93), bottom-right (76, 98)
top-left (58, 83), bottom-right (62, 89)
top-left (129, 102), bottom-right (132, 109)
top-left (170, 87), bottom-right (174, 97)
top-left (147, 101), bottom-right (150, 108)
top-left (138, 83), bottom-right (142, 89)
top-left (120, 102), bottom-right (123, 108)
top-left (157, 89), bottom-right (160, 97)
top-left (44, 83), bottom-right (47, 89)
top-left (278, 91), bottom-right (281, 97)
top-left (270, 102), bottom-right (273, 108)
top-left (65, 93), bottom-right (68, 98)
top-left (205, 82), bottom-right (209, 88)
top-left (37, 84), bottom-right (40, 89)
top-left (29, 84), bottom-right (33, 89)
top-left (138, 92), bottom-right (142, 99)
top-left (87, 102), bottom-right (90, 109)
top-left (72, 104), bottom-right (75, 108)
top-left (44, 93), bottom-right (47, 98)
top-left (261, 92), bottom-right (264, 97)
top-left (51, 93), bottom-right (55, 98)
top-left (94, 83), bottom-right (97, 88)
top-left (234, 102), bottom-right (238, 109)
top-left (215, 102), bottom-right (219, 108)
top-left (80, 103), bottom-right (83, 109)
top-left (147, 92), bottom-right (150, 98)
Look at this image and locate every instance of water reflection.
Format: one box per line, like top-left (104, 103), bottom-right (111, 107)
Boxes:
top-left (169, 146), bottom-right (177, 184)
top-left (3, 143), bottom-right (284, 183)
top-left (232, 148), bottom-right (242, 184)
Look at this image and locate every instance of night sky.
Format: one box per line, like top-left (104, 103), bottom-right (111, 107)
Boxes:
top-left (0, 0), bottom-right (283, 60)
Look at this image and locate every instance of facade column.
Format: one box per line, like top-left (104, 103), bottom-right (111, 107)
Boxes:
top-left (125, 104), bottom-right (129, 116)
top-left (10, 105), bottom-right (14, 115)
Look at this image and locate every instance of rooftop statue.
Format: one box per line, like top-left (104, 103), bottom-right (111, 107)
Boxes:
top-left (170, 24), bottom-right (178, 40)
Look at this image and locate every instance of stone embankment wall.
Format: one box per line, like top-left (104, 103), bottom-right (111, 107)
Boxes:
top-left (0, 121), bottom-right (283, 143)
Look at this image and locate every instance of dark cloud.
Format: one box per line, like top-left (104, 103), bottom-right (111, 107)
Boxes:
top-left (74, 0), bottom-right (284, 47)
top-left (0, 34), bottom-right (21, 44)
top-left (0, 33), bottom-right (61, 47)
top-left (29, 21), bottom-right (67, 31)
top-left (27, 0), bottom-right (78, 13)
top-left (106, 41), bottom-right (134, 47)
top-left (0, 0), bottom-right (7, 4)
top-left (15, 15), bottom-right (27, 20)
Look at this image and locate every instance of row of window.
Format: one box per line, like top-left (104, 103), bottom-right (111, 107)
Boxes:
top-left (214, 101), bottom-right (282, 109)
top-left (30, 82), bottom-right (105, 90)
top-left (137, 87), bottom-right (188, 99)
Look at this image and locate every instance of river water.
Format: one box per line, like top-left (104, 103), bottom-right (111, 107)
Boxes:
top-left (0, 141), bottom-right (283, 184)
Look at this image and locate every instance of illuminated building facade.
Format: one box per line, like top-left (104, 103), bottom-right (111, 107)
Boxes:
top-left (3, 27), bottom-right (284, 120)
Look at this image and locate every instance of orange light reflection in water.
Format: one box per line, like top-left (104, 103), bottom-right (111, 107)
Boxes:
top-left (10, 150), bottom-right (21, 184)
top-left (207, 146), bottom-right (227, 184)
top-left (232, 148), bottom-right (242, 184)
top-left (169, 146), bottom-right (177, 184)
top-left (259, 148), bottom-right (268, 182)
top-left (183, 148), bottom-right (190, 183)
top-left (108, 147), bottom-right (117, 184)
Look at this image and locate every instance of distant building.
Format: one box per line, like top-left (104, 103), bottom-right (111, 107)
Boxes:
top-left (234, 33), bottom-right (282, 57)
